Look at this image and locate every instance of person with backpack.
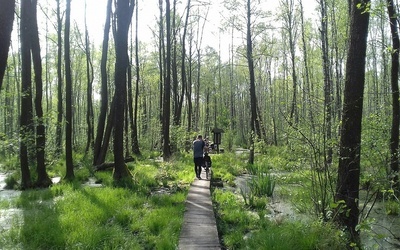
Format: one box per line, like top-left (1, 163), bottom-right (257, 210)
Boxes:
top-left (193, 135), bottom-right (205, 179)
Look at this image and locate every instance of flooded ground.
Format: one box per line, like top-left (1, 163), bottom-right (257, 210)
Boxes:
top-left (0, 173), bottom-right (22, 231)
top-left (227, 173), bottom-right (400, 250)
top-left (2, 167), bottom-right (400, 249)
top-left (0, 173), bottom-right (101, 233)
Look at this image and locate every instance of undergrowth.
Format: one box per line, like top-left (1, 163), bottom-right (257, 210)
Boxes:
top-left (0, 153), bottom-right (189, 249)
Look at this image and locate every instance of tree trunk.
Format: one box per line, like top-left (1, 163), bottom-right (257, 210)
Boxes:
top-left (30, 0), bottom-right (51, 187)
top-left (20, 0), bottom-right (33, 189)
top-left (55, 0), bottom-right (63, 156)
top-left (0, 0), bottom-right (15, 90)
top-left (162, 0), bottom-right (172, 160)
top-left (132, 0), bottom-right (141, 155)
top-left (172, 0), bottom-right (179, 126)
top-left (247, 0), bottom-right (257, 164)
top-left (64, 0), bottom-right (74, 180)
top-left (113, 0), bottom-right (134, 180)
top-left (158, 0), bottom-right (165, 126)
top-left (284, 0), bottom-right (299, 125)
top-left (93, 0), bottom-right (112, 166)
top-left (186, 32), bottom-right (193, 132)
top-left (335, 0), bottom-right (370, 245)
top-left (299, 0), bottom-right (315, 135)
top-left (387, 0), bottom-right (400, 192)
top-left (319, 0), bottom-right (333, 165)
top-left (84, 2), bottom-right (94, 156)
top-left (178, 0), bottom-right (191, 127)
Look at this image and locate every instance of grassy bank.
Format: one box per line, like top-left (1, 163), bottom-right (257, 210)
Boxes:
top-left (0, 153), bottom-right (192, 249)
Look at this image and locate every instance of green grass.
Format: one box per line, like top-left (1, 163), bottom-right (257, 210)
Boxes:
top-left (0, 154), bottom-right (189, 250)
top-left (1, 147), bottom-right (380, 249)
top-left (212, 150), bottom-right (347, 250)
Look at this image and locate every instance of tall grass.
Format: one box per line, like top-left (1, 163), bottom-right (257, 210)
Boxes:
top-left (212, 150), bottom-right (347, 250)
top-left (0, 154), bottom-right (188, 249)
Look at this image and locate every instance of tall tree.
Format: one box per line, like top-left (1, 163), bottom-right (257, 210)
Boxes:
top-left (64, 0), bottom-right (74, 180)
top-left (20, 0), bottom-right (34, 189)
top-left (177, 0), bottom-right (191, 127)
top-left (93, 0), bottom-right (112, 166)
top-left (158, 0), bottom-right (165, 133)
top-left (335, 0), bottom-right (370, 245)
top-left (246, 0), bottom-right (265, 164)
top-left (281, 0), bottom-right (299, 124)
top-left (55, 0), bottom-right (63, 156)
top-left (113, 0), bottom-right (135, 179)
top-left (319, 0), bottom-right (334, 165)
top-left (387, 0), bottom-right (400, 192)
top-left (84, 0), bottom-right (94, 156)
top-left (30, 0), bottom-right (52, 187)
top-left (132, 0), bottom-right (141, 155)
top-left (171, 0), bottom-right (179, 126)
top-left (299, 0), bottom-right (314, 134)
top-left (162, 0), bottom-right (172, 160)
top-left (0, 0), bottom-right (15, 89)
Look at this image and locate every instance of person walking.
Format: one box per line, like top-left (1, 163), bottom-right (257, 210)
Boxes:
top-left (193, 134), bottom-right (205, 179)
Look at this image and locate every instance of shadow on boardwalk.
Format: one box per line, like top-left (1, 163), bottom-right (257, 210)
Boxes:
top-left (178, 169), bottom-right (221, 250)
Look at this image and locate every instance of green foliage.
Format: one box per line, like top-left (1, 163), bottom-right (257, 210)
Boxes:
top-left (245, 163), bottom-right (275, 198)
top-left (249, 172), bottom-right (275, 197)
top-left (4, 173), bottom-right (19, 189)
top-left (170, 125), bottom-right (196, 153)
top-left (210, 153), bottom-right (246, 186)
top-left (385, 200), bottom-right (400, 215)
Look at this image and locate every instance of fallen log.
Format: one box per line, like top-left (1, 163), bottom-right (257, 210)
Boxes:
top-left (93, 156), bottom-right (135, 171)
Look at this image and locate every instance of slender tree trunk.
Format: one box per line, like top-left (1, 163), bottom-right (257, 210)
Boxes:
top-left (126, 27), bottom-right (133, 157)
top-left (55, 0), bottom-right (63, 156)
top-left (247, 0), bottom-right (257, 164)
top-left (330, 0), bottom-right (343, 122)
top-left (320, 0), bottom-right (333, 165)
top-left (162, 0), bottom-right (172, 160)
top-left (176, 0), bottom-right (191, 126)
top-left (186, 32), bottom-right (193, 132)
top-left (387, 0), bottom-right (400, 192)
top-left (20, 0), bottom-right (33, 189)
top-left (172, 0), bottom-right (179, 126)
top-left (284, 0), bottom-right (299, 125)
top-left (98, 97), bottom-right (115, 164)
top-left (84, 1), bottom-right (94, 156)
top-left (93, 0), bottom-right (112, 166)
top-left (132, 0), bottom-right (141, 155)
top-left (158, 0), bottom-right (165, 125)
top-left (195, 49), bottom-right (201, 131)
top-left (335, 0), bottom-right (370, 245)
top-left (0, 0), bottom-right (15, 90)
top-left (64, 0), bottom-right (74, 180)
top-left (30, 0), bottom-right (51, 187)
top-left (299, 0), bottom-right (315, 135)
top-left (113, 0), bottom-right (134, 180)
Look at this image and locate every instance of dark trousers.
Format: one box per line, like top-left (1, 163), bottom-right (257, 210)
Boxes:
top-left (194, 157), bottom-right (203, 177)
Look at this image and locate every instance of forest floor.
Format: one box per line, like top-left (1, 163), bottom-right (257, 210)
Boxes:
top-left (1, 167), bottom-right (400, 249)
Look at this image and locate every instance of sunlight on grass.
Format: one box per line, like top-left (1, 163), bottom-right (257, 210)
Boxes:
top-left (0, 155), bottom-right (189, 249)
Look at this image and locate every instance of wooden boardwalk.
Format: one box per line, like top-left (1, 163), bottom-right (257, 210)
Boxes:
top-left (178, 169), bottom-right (221, 250)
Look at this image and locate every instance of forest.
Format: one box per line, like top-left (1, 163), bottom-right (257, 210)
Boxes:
top-left (1, 0), bottom-right (400, 249)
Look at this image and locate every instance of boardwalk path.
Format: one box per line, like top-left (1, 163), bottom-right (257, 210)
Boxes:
top-left (178, 169), bottom-right (221, 250)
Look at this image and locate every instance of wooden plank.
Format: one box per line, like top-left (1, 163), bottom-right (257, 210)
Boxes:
top-left (178, 170), bottom-right (221, 250)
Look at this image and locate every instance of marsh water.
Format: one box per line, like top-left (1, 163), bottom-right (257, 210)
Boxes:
top-left (229, 173), bottom-right (400, 250)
